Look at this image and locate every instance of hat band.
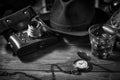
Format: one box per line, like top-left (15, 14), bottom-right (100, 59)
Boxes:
top-left (50, 21), bottom-right (89, 32)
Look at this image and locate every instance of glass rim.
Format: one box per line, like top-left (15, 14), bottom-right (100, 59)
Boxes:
top-left (88, 24), bottom-right (116, 38)
top-left (88, 24), bottom-right (100, 35)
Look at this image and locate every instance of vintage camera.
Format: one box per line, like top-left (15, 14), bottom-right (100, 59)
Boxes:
top-left (0, 6), bottom-right (60, 57)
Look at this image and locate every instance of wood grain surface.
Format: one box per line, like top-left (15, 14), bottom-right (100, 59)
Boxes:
top-left (0, 35), bottom-right (120, 80)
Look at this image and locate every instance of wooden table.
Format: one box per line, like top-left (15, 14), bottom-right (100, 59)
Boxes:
top-left (0, 35), bottom-right (120, 80)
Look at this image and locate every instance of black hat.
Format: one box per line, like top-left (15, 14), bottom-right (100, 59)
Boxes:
top-left (46, 0), bottom-right (95, 36)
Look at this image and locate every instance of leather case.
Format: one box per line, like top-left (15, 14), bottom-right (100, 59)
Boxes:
top-left (0, 6), bottom-right (36, 34)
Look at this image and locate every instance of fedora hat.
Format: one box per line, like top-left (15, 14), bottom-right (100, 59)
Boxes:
top-left (44, 0), bottom-right (95, 36)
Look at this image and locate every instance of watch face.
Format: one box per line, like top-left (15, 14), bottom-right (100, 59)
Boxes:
top-left (73, 59), bottom-right (88, 69)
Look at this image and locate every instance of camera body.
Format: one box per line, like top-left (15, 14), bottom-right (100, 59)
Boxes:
top-left (0, 6), bottom-right (60, 56)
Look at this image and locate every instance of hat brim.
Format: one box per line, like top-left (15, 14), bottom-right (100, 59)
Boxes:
top-left (40, 8), bottom-right (109, 36)
top-left (44, 20), bottom-right (89, 36)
